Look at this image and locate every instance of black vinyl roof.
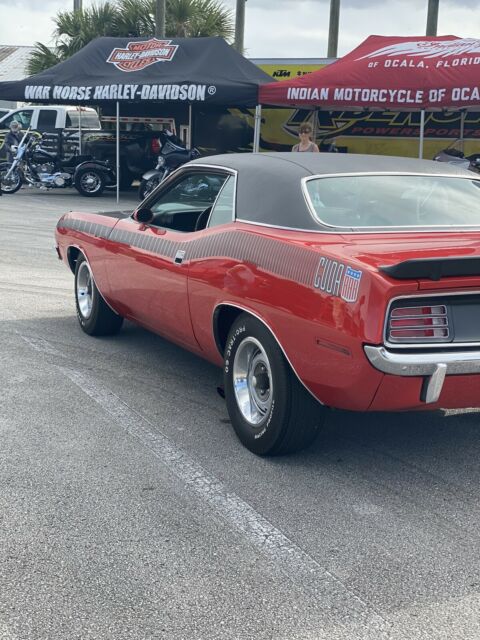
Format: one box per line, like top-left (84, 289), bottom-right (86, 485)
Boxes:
top-left (191, 153), bottom-right (474, 230)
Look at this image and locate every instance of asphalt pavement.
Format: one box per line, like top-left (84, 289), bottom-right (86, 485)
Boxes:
top-left (1, 187), bottom-right (480, 640)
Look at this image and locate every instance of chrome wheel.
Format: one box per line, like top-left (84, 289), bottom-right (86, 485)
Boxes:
top-left (80, 171), bottom-right (102, 194)
top-left (76, 260), bottom-right (94, 319)
top-left (0, 167), bottom-right (22, 193)
top-left (232, 337), bottom-right (273, 426)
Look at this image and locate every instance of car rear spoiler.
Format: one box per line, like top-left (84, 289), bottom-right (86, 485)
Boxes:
top-left (380, 256), bottom-right (480, 281)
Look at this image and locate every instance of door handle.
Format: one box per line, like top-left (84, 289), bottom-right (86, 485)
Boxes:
top-left (174, 250), bottom-right (186, 265)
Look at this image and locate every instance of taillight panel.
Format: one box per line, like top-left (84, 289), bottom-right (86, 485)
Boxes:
top-left (388, 305), bottom-right (450, 343)
top-left (385, 292), bottom-right (480, 349)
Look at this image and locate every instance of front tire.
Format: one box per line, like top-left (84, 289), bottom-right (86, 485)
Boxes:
top-left (224, 314), bottom-right (325, 455)
top-left (75, 167), bottom-right (106, 197)
top-left (0, 163), bottom-right (22, 194)
top-left (74, 255), bottom-right (123, 336)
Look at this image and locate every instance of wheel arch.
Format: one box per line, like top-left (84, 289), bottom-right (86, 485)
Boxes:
top-left (69, 246), bottom-right (121, 317)
top-left (67, 245), bottom-right (82, 273)
top-left (212, 303), bottom-right (323, 405)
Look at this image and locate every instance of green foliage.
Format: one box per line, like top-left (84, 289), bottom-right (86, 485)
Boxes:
top-left (27, 0), bottom-right (234, 74)
top-left (26, 43), bottom-right (62, 76)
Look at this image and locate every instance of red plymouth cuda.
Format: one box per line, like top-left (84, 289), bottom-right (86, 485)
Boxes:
top-left (55, 153), bottom-right (480, 455)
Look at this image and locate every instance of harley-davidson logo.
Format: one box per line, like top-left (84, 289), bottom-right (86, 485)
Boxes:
top-left (107, 38), bottom-right (178, 72)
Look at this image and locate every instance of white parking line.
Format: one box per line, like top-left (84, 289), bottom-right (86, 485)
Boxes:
top-left (20, 333), bottom-right (399, 639)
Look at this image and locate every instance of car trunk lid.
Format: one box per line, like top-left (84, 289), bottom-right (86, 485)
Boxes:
top-left (335, 231), bottom-right (480, 288)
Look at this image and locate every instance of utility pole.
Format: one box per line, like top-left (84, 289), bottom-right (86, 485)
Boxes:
top-left (73, 0), bottom-right (82, 10)
top-left (234, 0), bottom-right (247, 55)
top-left (426, 0), bottom-right (439, 36)
top-left (155, 0), bottom-right (166, 38)
top-left (327, 0), bottom-right (340, 58)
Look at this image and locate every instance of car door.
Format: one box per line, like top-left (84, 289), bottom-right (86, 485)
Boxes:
top-left (105, 167), bottom-right (229, 349)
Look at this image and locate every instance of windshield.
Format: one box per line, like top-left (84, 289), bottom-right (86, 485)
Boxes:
top-left (305, 174), bottom-right (480, 229)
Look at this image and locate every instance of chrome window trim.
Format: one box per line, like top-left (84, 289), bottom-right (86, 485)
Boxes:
top-left (301, 172), bottom-right (480, 234)
top-left (138, 163), bottom-right (237, 232)
top-left (206, 171), bottom-right (238, 229)
top-left (383, 290), bottom-right (480, 350)
top-left (213, 301), bottom-right (323, 405)
top-left (236, 217), bottom-right (480, 235)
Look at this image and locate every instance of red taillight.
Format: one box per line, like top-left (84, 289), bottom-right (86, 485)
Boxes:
top-left (388, 305), bottom-right (450, 343)
top-left (151, 138), bottom-right (160, 155)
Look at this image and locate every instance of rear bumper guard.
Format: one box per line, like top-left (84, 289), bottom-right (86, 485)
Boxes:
top-left (364, 345), bottom-right (480, 404)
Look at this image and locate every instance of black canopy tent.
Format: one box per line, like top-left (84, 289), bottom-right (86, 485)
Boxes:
top-left (0, 36), bottom-right (272, 199)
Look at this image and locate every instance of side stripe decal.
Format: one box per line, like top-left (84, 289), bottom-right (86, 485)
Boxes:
top-left (59, 218), bottom-right (321, 286)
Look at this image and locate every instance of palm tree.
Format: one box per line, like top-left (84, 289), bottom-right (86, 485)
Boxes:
top-left (26, 43), bottom-right (62, 76)
top-left (26, 0), bottom-right (233, 75)
top-left (169, 0), bottom-right (233, 38)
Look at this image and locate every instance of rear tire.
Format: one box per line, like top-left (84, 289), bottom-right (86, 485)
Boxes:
top-left (74, 254), bottom-right (123, 336)
top-left (224, 314), bottom-right (325, 455)
top-left (74, 167), bottom-right (105, 197)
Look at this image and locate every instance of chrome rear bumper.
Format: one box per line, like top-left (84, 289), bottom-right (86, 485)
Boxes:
top-left (364, 345), bottom-right (480, 404)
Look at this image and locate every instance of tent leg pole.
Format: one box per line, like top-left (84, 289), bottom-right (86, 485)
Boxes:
top-left (188, 104), bottom-right (192, 150)
top-left (460, 110), bottom-right (466, 153)
top-left (419, 110), bottom-right (425, 159)
top-left (253, 105), bottom-right (262, 153)
top-left (78, 108), bottom-right (82, 155)
top-left (116, 101), bottom-right (120, 204)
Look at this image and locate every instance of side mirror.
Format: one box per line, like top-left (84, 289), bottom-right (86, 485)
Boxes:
top-left (133, 207), bottom-right (154, 224)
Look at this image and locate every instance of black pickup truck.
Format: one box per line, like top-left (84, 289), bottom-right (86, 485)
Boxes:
top-left (59, 128), bottom-right (161, 188)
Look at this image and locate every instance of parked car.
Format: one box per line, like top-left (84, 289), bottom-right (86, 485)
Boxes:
top-left (55, 153), bottom-right (480, 455)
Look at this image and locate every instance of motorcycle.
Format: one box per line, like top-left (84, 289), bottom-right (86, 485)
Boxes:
top-left (433, 139), bottom-right (480, 174)
top-left (0, 129), bottom-right (115, 197)
top-left (138, 130), bottom-right (201, 200)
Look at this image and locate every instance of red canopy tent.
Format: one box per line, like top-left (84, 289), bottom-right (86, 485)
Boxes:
top-left (258, 35), bottom-right (480, 156)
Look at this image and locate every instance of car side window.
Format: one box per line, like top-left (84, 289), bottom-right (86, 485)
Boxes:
top-left (148, 172), bottom-right (227, 232)
top-left (2, 110), bottom-right (33, 129)
top-left (208, 175), bottom-right (235, 227)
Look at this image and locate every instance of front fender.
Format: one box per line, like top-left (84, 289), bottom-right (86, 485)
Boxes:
top-left (74, 161), bottom-right (116, 185)
top-left (75, 160), bottom-right (114, 175)
top-left (142, 169), bottom-right (164, 181)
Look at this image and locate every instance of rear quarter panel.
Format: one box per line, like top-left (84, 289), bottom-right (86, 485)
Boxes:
top-left (187, 223), bottom-right (418, 411)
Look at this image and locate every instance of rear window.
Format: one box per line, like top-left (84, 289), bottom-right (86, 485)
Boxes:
top-left (66, 110), bottom-right (101, 129)
top-left (305, 174), bottom-right (480, 229)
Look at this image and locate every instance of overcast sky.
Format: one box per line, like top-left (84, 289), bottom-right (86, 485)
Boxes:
top-left (1, 0), bottom-right (480, 59)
